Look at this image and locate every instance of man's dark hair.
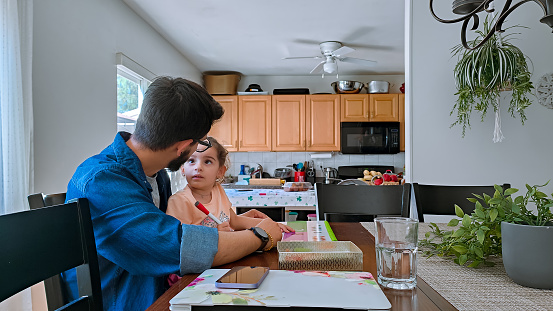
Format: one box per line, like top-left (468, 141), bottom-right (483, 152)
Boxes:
top-left (133, 77), bottom-right (224, 151)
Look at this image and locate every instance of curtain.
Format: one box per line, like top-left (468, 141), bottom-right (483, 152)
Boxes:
top-left (0, 0), bottom-right (34, 310)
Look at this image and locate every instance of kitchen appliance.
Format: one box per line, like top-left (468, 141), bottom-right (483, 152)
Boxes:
top-left (341, 122), bottom-right (400, 154)
top-left (338, 165), bottom-right (395, 180)
top-left (273, 88), bottom-right (310, 95)
top-left (323, 167), bottom-right (339, 184)
top-left (274, 167), bottom-right (294, 182)
top-left (367, 81), bottom-right (390, 94)
top-left (331, 81), bottom-right (364, 94)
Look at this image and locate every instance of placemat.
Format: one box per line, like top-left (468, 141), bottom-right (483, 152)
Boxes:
top-left (361, 222), bottom-right (553, 311)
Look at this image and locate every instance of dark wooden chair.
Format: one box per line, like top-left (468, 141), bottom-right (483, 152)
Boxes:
top-left (412, 183), bottom-right (511, 222)
top-left (315, 183), bottom-right (411, 222)
top-left (0, 197), bottom-right (103, 310)
top-left (27, 192), bottom-right (68, 310)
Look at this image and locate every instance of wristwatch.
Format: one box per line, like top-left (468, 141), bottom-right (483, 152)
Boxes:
top-left (248, 227), bottom-right (269, 251)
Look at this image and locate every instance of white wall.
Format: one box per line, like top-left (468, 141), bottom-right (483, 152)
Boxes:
top-left (411, 1), bottom-right (553, 194)
top-left (32, 0), bottom-right (201, 194)
top-left (239, 75), bottom-right (405, 94)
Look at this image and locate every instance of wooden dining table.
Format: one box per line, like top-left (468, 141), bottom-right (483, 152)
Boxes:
top-left (146, 222), bottom-right (457, 311)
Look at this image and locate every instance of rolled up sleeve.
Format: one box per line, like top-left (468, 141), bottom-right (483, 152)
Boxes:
top-left (180, 224), bottom-right (219, 275)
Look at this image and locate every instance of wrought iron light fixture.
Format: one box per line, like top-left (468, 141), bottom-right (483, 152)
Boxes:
top-left (430, 0), bottom-right (553, 50)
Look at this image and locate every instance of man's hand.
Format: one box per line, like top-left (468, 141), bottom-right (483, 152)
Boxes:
top-left (217, 222), bottom-right (232, 232)
top-left (255, 218), bottom-right (283, 249)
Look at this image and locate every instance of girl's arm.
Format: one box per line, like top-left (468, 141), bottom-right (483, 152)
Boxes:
top-left (230, 209), bottom-right (295, 233)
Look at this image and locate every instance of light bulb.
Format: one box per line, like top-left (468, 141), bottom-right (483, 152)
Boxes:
top-left (323, 61), bottom-right (337, 73)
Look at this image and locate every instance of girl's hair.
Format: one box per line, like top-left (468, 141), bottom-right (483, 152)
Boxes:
top-left (207, 136), bottom-right (230, 183)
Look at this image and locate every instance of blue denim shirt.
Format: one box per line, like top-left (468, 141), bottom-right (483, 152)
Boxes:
top-left (63, 132), bottom-right (218, 311)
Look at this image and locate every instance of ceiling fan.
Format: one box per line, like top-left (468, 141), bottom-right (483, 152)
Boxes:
top-left (283, 41), bottom-right (377, 76)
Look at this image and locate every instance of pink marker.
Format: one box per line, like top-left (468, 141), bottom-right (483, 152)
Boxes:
top-left (194, 201), bottom-right (222, 224)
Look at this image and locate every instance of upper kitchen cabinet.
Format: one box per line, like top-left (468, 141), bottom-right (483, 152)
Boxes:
top-left (369, 94), bottom-right (399, 122)
top-left (272, 95), bottom-right (340, 152)
top-left (209, 96), bottom-right (238, 151)
top-left (306, 94), bottom-right (340, 151)
top-left (341, 94), bottom-right (369, 122)
top-left (272, 95), bottom-right (306, 151)
top-left (340, 94), bottom-right (400, 122)
top-left (239, 95), bottom-right (272, 151)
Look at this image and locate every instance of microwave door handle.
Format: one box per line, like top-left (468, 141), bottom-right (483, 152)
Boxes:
top-left (385, 128), bottom-right (389, 148)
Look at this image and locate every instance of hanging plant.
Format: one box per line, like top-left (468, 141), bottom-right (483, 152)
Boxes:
top-left (450, 16), bottom-right (534, 141)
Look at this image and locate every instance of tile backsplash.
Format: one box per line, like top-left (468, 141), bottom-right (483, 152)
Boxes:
top-left (227, 152), bottom-right (405, 178)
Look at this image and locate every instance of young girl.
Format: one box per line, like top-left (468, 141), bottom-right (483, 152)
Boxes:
top-left (166, 137), bottom-right (293, 234)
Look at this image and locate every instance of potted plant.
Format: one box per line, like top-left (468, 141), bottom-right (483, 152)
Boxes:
top-left (450, 16), bottom-right (534, 141)
top-left (420, 183), bottom-right (553, 289)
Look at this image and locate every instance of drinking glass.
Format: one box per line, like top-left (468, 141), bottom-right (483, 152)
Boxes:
top-left (374, 217), bottom-right (418, 290)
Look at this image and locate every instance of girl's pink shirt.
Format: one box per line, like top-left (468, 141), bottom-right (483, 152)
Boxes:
top-left (166, 183), bottom-right (232, 227)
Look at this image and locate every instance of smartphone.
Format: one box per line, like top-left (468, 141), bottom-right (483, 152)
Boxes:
top-left (215, 266), bottom-right (270, 289)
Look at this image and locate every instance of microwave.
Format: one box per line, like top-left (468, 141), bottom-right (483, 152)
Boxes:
top-left (340, 122), bottom-right (400, 154)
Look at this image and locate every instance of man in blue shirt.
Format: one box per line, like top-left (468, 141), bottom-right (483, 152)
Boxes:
top-left (64, 77), bottom-right (283, 310)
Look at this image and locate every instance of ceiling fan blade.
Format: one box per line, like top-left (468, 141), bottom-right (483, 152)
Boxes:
top-left (310, 61), bottom-right (325, 74)
top-left (339, 57), bottom-right (377, 66)
top-left (331, 46), bottom-right (355, 57)
top-left (282, 56), bottom-right (323, 60)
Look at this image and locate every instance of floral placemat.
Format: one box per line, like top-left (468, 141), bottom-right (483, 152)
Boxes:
top-left (361, 222), bottom-right (553, 311)
top-left (224, 189), bottom-right (316, 207)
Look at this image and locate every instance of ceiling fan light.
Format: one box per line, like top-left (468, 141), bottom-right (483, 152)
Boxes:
top-left (323, 61), bottom-right (337, 73)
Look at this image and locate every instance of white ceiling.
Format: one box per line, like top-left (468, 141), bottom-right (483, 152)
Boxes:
top-left (122, 0), bottom-right (405, 76)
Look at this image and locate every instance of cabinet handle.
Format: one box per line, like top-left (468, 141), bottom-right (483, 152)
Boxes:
top-left (365, 114), bottom-right (368, 118)
top-left (371, 112), bottom-right (374, 118)
top-left (307, 140), bottom-right (311, 147)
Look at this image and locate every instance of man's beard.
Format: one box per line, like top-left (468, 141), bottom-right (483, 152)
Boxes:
top-left (167, 145), bottom-right (194, 172)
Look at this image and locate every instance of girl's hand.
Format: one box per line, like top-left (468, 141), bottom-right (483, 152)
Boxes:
top-left (277, 223), bottom-right (295, 233)
top-left (217, 222), bottom-right (232, 232)
top-left (240, 209), bottom-right (269, 219)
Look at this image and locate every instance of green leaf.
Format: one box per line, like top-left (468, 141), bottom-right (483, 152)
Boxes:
top-left (489, 208), bottom-right (498, 222)
top-left (452, 228), bottom-right (466, 237)
top-left (468, 260), bottom-right (482, 268)
top-left (475, 208), bottom-right (486, 219)
top-left (459, 254), bottom-right (468, 265)
top-left (477, 229), bottom-right (485, 244)
top-left (452, 245), bottom-right (468, 254)
top-left (448, 218), bottom-right (460, 226)
top-left (504, 188), bottom-right (518, 196)
top-left (425, 231), bottom-right (431, 238)
top-left (474, 247), bottom-right (484, 258)
top-left (455, 205), bottom-right (465, 218)
top-left (462, 214), bottom-right (471, 227)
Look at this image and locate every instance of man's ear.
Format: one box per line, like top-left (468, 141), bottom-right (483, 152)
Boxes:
top-left (175, 139), bottom-right (194, 156)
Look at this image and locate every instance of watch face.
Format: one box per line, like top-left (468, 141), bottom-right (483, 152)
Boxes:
top-left (251, 227), bottom-right (269, 241)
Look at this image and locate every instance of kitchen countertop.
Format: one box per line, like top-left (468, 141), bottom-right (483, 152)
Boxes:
top-left (224, 188), bottom-right (316, 209)
top-left (222, 183), bottom-right (283, 189)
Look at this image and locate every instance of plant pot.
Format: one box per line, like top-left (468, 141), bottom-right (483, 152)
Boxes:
top-left (501, 221), bottom-right (553, 289)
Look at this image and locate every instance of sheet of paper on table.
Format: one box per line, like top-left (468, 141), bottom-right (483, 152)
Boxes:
top-left (281, 221), bottom-right (336, 242)
top-left (169, 269), bottom-right (391, 310)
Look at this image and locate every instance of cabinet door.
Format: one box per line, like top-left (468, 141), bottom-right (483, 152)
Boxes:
top-left (341, 94), bottom-right (369, 122)
top-left (306, 94), bottom-right (340, 151)
top-left (272, 95), bottom-right (306, 151)
top-left (369, 94), bottom-right (399, 121)
top-left (238, 95), bottom-right (271, 151)
top-left (209, 96), bottom-right (238, 151)
top-left (399, 94), bottom-right (405, 152)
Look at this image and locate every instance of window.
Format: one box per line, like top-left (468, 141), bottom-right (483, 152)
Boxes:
top-left (116, 53), bottom-right (155, 133)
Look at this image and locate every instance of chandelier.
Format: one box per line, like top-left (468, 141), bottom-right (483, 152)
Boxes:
top-left (429, 0), bottom-right (553, 50)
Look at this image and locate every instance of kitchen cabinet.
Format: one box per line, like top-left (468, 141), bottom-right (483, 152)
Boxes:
top-left (272, 95), bottom-right (306, 151)
top-left (306, 94), bottom-right (340, 151)
top-left (369, 94), bottom-right (399, 121)
top-left (209, 96), bottom-right (238, 151)
top-left (239, 95), bottom-right (272, 151)
top-left (340, 94), bottom-right (369, 122)
top-left (340, 94), bottom-right (399, 122)
top-left (399, 93), bottom-right (405, 152)
top-left (272, 94), bottom-right (340, 152)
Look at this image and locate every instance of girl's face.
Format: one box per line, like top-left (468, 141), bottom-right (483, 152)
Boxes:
top-left (182, 147), bottom-right (226, 190)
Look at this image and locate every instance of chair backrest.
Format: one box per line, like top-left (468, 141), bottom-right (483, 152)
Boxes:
top-left (412, 183), bottom-right (511, 222)
top-left (315, 183), bottom-right (411, 222)
top-left (1, 198), bottom-right (102, 311)
top-left (27, 192), bottom-right (68, 310)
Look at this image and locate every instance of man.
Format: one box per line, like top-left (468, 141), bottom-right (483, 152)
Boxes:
top-left (63, 77), bottom-right (283, 311)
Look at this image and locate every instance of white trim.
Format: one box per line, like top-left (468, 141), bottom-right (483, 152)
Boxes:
top-left (116, 52), bottom-right (156, 82)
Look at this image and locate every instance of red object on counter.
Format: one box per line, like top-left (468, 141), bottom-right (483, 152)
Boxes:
top-left (294, 171), bottom-right (306, 182)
